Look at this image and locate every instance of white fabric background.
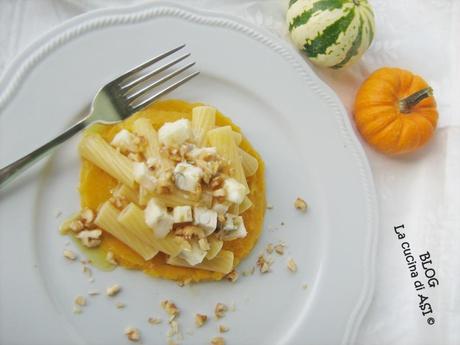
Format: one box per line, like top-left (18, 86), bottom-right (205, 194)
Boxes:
top-left (1, 1), bottom-right (459, 344)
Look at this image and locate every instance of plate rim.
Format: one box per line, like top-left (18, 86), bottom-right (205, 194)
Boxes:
top-left (0, 2), bottom-right (379, 344)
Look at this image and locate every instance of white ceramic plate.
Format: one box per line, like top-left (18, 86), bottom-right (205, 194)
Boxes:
top-left (0, 2), bottom-right (378, 345)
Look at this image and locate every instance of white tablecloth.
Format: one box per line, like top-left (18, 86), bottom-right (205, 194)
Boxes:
top-left (1, 1), bottom-right (459, 344)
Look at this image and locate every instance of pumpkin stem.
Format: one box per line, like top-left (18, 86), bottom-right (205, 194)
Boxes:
top-left (399, 87), bottom-right (433, 113)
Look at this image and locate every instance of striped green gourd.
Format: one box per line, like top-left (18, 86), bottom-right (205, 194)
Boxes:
top-left (287, 0), bottom-right (375, 69)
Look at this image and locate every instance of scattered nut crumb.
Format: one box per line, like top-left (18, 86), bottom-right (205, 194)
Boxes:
top-left (161, 300), bottom-right (180, 318)
top-left (256, 254), bottom-right (271, 273)
top-left (63, 249), bottom-right (77, 260)
top-left (73, 305), bottom-right (82, 314)
top-left (80, 208), bottom-right (95, 225)
top-left (195, 314), bottom-right (208, 327)
top-left (274, 243), bottom-right (285, 255)
top-left (266, 204), bottom-right (273, 210)
top-left (266, 243), bottom-right (274, 254)
top-left (82, 265), bottom-right (92, 278)
top-left (77, 229), bottom-right (102, 248)
top-left (302, 283), bottom-right (308, 290)
top-left (148, 317), bottom-right (162, 325)
top-left (294, 197), bottom-right (308, 212)
top-left (74, 295), bottom-right (86, 307)
top-left (124, 327), bottom-right (140, 342)
top-left (211, 336), bottom-right (225, 345)
top-left (242, 266), bottom-right (255, 276)
top-left (88, 289), bottom-right (100, 296)
top-left (116, 302), bottom-right (126, 309)
top-left (214, 303), bottom-right (228, 319)
top-left (106, 284), bottom-right (121, 297)
top-left (70, 220), bottom-right (84, 232)
top-left (287, 258), bottom-right (298, 272)
top-left (106, 251), bottom-right (118, 265)
top-left (225, 270), bottom-right (239, 283)
top-left (167, 320), bottom-right (180, 337)
top-left (219, 325), bottom-right (229, 333)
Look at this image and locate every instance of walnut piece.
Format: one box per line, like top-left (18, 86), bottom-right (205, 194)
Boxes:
top-left (256, 254), bottom-right (271, 273)
top-left (161, 300), bottom-right (180, 318)
top-left (175, 225), bottom-right (205, 240)
top-left (294, 197), bottom-right (308, 212)
top-left (74, 295), bottom-right (86, 307)
top-left (195, 313), bottom-right (208, 327)
top-left (219, 325), bottom-right (229, 333)
top-left (124, 327), bottom-right (140, 342)
top-left (274, 243), bottom-right (285, 255)
top-left (76, 229), bottom-right (102, 248)
top-left (106, 284), bottom-right (121, 297)
top-left (148, 317), bottom-right (162, 325)
top-left (63, 249), bottom-right (77, 261)
top-left (80, 208), bottom-right (95, 225)
top-left (225, 270), bottom-right (239, 283)
top-left (106, 251), bottom-right (118, 265)
top-left (214, 303), bottom-right (228, 319)
top-left (287, 258), bottom-right (298, 272)
top-left (211, 336), bottom-right (225, 345)
top-left (70, 220), bottom-right (84, 232)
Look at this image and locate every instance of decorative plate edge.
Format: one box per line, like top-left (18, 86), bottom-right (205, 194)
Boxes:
top-left (0, 2), bottom-right (378, 344)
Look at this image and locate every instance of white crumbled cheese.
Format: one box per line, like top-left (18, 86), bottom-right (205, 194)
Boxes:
top-left (193, 207), bottom-right (217, 235)
top-left (188, 147), bottom-right (217, 159)
top-left (222, 215), bottom-right (247, 241)
top-left (133, 162), bottom-right (157, 191)
top-left (174, 162), bottom-right (203, 192)
top-left (180, 240), bottom-right (207, 266)
top-left (111, 129), bottom-right (139, 152)
top-left (145, 199), bottom-right (174, 238)
top-left (223, 178), bottom-right (247, 204)
top-left (173, 206), bottom-right (193, 223)
top-left (212, 202), bottom-right (230, 215)
top-left (158, 119), bottom-right (192, 147)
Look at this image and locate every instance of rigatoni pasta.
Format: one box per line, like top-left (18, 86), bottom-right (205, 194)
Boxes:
top-left (63, 99), bottom-right (265, 282)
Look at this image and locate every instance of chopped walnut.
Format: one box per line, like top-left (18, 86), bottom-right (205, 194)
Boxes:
top-left (106, 284), bottom-right (121, 297)
top-left (106, 251), bottom-right (118, 265)
top-left (294, 197), bottom-right (308, 212)
top-left (266, 204), bottom-right (273, 210)
top-left (214, 303), bottom-right (228, 319)
top-left (116, 302), bottom-right (126, 309)
top-left (256, 254), bottom-right (271, 273)
top-left (225, 270), bottom-right (239, 283)
top-left (148, 317), bottom-right (162, 325)
top-left (219, 325), bottom-right (229, 333)
top-left (167, 320), bottom-right (180, 337)
top-left (156, 170), bottom-right (174, 194)
top-left (175, 225), bottom-right (205, 240)
top-left (80, 208), bottom-right (94, 225)
top-left (211, 336), bottom-right (225, 345)
top-left (76, 229), bottom-right (102, 248)
top-left (209, 175), bottom-right (224, 190)
top-left (70, 220), bottom-right (84, 232)
top-left (274, 243), bottom-right (285, 255)
top-left (195, 313), bottom-right (208, 327)
top-left (74, 295), bottom-right (86, 307)
top-left (287, 258), bottom-right (298, 272)
top-left (63, 249), bottom-right (77, 260)
top-left (125, 327), bottom-right (140, 342)
top-left (161, 300), bottom-right (180, 318)
top-left (266, 243), bottom-right (274, 254)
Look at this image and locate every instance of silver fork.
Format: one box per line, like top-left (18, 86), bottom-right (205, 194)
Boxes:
top-left (0, 44), bottom-right (198, 187)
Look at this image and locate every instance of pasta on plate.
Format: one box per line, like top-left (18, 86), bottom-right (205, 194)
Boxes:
top-left (61, 100), bottom-right (265, 282)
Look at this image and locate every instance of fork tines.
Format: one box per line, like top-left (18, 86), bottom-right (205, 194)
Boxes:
top-left (115, 44), bottom-right (199, 112)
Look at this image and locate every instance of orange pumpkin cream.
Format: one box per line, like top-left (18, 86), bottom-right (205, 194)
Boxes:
top-left (62, 100), bottom-right (265, 282)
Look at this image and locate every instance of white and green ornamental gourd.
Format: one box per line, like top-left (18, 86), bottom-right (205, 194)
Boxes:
top-left (287, 0), bottom-right (375, 69)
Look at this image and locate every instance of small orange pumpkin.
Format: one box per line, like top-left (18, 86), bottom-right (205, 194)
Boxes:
top-left (354, 67), bottom-right (438, 155)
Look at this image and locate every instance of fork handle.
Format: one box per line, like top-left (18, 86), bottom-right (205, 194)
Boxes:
top-left (0, 119), bottom-right (87, 188)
